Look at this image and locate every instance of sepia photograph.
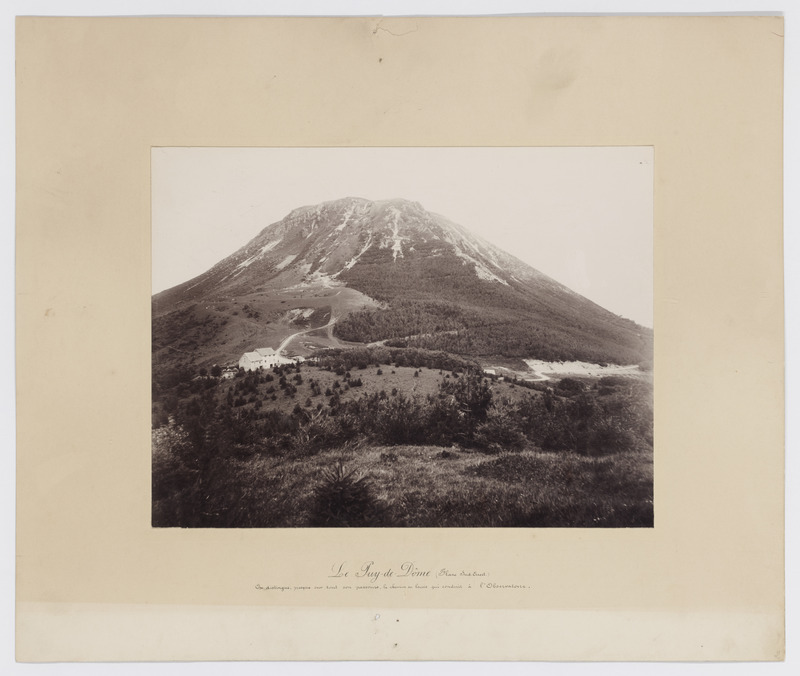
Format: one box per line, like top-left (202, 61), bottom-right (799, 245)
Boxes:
top-left (151, 147), bottom-right (654, 528)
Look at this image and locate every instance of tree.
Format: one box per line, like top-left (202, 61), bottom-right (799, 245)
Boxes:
top-left (439, 371), bottom-right (493, 442)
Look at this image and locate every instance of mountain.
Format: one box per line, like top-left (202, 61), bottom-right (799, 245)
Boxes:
top-left (152, 197), bottom-right (652, 369)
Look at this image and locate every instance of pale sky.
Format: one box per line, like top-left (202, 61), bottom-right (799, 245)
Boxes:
top-left (152, 147), bottom-right (653, 327)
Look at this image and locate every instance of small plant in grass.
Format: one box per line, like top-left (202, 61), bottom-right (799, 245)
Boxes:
top-left (310, 461), bottom-right (385, 526)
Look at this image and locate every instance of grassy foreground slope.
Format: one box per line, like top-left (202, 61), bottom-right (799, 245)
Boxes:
top-left (153, 442), bottom-right (652, 528)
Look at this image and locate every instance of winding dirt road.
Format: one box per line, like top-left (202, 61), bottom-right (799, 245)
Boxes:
top-left (276, 316), bottom-right (337, 356)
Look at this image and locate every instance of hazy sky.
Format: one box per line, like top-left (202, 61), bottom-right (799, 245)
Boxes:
top-left (152, 147), bottom-right (653, 327)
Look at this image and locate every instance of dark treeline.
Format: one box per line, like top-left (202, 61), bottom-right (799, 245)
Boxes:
top-left (392, 322), bottom-right (645, 365)
top-left (337, 305), bottom-right (649, 366)
top-left (333, 300), bottom-right (465, 343)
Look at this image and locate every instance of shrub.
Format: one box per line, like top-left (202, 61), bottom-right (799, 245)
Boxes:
top-left (372, 394), bottom-right (425, 445)
top-left (309, 461), bottom-right (385, 526)
top-left (586, 417), bottom-right (638, 456)
top-left (473, 400), bottom-right (527, 452)
top-left (556, 377), bottom-right (585, 394)
top-left (291, 410), bottom-right (359, 455)
top-left (438, 372), bottom-right (493, 442)
top-left (423, 394), bottom-right (462, 446)
top-left (598, 375), bottom-right (627, 387)
top-left (151, 423), bottom-right (195, 505)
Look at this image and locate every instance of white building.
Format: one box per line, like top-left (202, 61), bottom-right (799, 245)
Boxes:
top-left (239, 347), bottom-right (287, 371)
top-left (238, 347), bottom-right (303, 371)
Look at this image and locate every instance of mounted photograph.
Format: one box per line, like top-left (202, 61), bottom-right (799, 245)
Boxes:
top-left (151, 147), bottom-right (654, 528)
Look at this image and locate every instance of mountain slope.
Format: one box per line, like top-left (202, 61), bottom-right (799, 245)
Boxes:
top-left (153, 197), bottom-right (652, 368)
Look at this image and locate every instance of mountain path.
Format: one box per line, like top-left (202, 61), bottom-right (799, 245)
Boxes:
top-left (277, 317), bottom-right (337, 356)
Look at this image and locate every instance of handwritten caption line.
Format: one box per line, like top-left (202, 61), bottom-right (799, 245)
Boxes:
top-left (253, 561), bottom-right (531, 592)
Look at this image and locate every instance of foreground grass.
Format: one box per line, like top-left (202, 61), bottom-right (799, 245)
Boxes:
top-left (154, 442), bottom-right (653, 528)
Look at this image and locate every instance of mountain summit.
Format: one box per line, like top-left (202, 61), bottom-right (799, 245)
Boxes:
top-left (156, 197), bottom-right (549, 300)
top-left (153, 197), bottom-right (651, 369)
